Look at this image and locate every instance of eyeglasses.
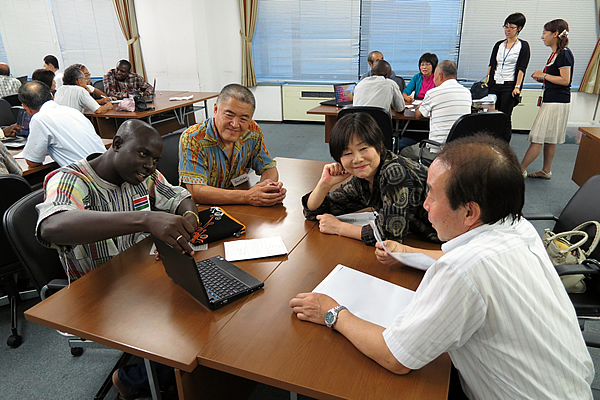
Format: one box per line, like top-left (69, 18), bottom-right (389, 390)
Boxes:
top-left (503, 25), bottom-right (518, 30)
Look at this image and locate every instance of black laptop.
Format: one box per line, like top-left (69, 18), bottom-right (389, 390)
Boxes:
top-left (154, 237), bottom-right (264, 310)
top-left (320, 82), bottom-right (356, 107)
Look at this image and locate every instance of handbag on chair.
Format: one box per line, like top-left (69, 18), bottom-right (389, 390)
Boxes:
top-left (542, 221), bottom-right (600, 293)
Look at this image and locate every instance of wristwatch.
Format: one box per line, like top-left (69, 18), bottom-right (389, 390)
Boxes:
top-left (324, 305), bottom-right (348, 329)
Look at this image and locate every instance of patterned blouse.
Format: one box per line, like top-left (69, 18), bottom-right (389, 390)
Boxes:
top-left (179, 117), bottom-right (276, 188)
top-left (0, 142), bottom-right (22, 175)
top-left (302, 150), bottom-right (438, 245)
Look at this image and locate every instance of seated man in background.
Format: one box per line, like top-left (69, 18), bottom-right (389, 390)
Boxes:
top-left (36, 119), bottom-right (198, 399)
top-left (74, 63), bottom-right (112, 102)
top-left (291, 135), bottom-right (594, 399)
top-left (399, 60), bottom-right (472, 163)
top-left (353, 59), bottom-right (405, 114)
top-left (43, 55), bottom-right (63, 89)
top-left (32, 69), bottom-right (56, 92)
top-left (359, 50), bottom-right (397, 82)
top-left (0, 62), bottom-right (21, 97)
top-left (19, 81), bottom-right (107, 167)
top-left (179, 83), bottom-right (286, 206)
top-left (104, 59), bottom-right (154, 100)
top-left (54, 65), bottom-right (112, 114)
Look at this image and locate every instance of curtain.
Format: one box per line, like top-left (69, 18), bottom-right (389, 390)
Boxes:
top-left (112, 0), bottom-right (147, 80)
top-left (580, 37), bottom-right (600, 94)
top-left (239, 0), bottom-right (259, 87)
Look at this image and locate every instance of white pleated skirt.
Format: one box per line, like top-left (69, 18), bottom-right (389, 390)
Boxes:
top-left (528, 102), bottom-right (571, 144)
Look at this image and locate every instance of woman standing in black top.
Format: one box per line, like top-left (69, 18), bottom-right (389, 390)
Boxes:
top-left (521, 19), bottom-right (574, 179)
top-left (486, 12), bottom-right (530, 142)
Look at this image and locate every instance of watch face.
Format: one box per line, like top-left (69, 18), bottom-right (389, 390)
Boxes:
top-left (324, 310), bottom-right (335, 326)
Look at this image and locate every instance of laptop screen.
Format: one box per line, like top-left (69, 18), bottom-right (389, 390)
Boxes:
top-left (16, 108), bottom-right (31, 137)
top-left (334, 83), bottom-right (355, 103)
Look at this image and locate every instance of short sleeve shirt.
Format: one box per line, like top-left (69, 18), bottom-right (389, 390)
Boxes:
top-left (54, 85), bottom-right (100, 113)
top-left (178, 118), bottom-right (276, 188)
top-left (36, 155), bottom-right (191, 280)
top-left (543, 48), bottom-right (574, 103)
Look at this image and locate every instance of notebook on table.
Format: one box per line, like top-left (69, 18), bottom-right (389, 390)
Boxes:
top-left (154, 237), bottom-right (264, 310)
top-left (320, 82), bottom-right (356, 107)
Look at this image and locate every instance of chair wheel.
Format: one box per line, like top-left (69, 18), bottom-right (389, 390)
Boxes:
top-left (7, 334), bottom-right (22, 348)
top-left (71, 347), bottom-right (84, 356)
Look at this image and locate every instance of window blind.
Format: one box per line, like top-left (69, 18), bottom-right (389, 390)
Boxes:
top-left (49, 0), bottom-right (127, 77)
top-left (253, 0), bottom-right (361, 82)
top-left (457, 1), bottom-right (598, 85)
top-left (359, 0), bottom-right (464, 79)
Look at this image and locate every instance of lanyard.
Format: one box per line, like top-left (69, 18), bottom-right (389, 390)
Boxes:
top-left (542, 51), bottom-right (557, 88)
top-left (500, 39), bottom-right (519, 70)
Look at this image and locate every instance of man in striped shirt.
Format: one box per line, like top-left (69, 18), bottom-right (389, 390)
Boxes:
top-left (291, 135), bottom-right (593, 399)
top-left (400, 60), bottom-right (472, 164)
top-left (36, 119), bottom-right (199, 281)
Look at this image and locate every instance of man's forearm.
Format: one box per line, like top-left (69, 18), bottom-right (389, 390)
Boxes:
top-left (186, 183), bottom-right (248, 205)
top-left (260, 166), bottom-right (279, 182)
top-left (335, 310), bottom-right (411, 375)
top-left (25, 159), bottom-right (42, 168)
top-left (39, 210), bottom-right (151, 245)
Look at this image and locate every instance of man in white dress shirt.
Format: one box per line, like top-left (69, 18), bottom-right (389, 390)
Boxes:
top-left (290, 135), bottom-right (594, 400)
top-left (44, 55), bottom-right (63, 89)
top-left (352, 59), bottom-right (405, 114)
top-left (54, 65), bottom-right (112, 114)
top-left (400, 60), bottom-right (472, 163)
top-left (19, 81), bottom-right (106, 167)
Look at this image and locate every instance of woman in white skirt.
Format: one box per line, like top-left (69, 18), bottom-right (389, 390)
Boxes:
top-left (521, 19), bottom-right (574, 179)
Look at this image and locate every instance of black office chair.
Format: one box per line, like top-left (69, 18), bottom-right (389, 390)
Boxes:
top-left (93, 79), bottom-right (104, 92)
top-left (394, 75), bottom-right (406, 92)
top-left (2, 94), bottom-right (20, 107)
top-left (0, 99), bottom-right (17, 126)
top-left (526, 174), bottom-right (600, 317)
top-left (0, 175), bottom-right (32, 347)
top-left (418, 111), bottom-right (509, 166)
top-left (4, 189), bottom-right (131, 399)
top-left (156, 131), bottom-right (182, 186)
top-left (338, 106), bottom-right (394, 152)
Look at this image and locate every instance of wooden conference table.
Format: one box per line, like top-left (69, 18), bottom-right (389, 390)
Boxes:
top-left (24, 157), bottom-right (450, 400)
top-left (84, 91), bottom-right (219, 139)
top-left (307, 104), bottom-right (417, 143)
top-left (572, 127), bottom-right (600, 186)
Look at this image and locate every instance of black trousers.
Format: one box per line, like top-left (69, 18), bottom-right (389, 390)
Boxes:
top-left (489, 82), bottom-right (517, 143)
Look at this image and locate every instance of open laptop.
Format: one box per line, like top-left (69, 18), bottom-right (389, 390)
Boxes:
top-left (320, 83), bottom-right (356, 107)
top-left (140, 79), bottom-right (156, 103)
top-left (154, 237), bottom-right (264, 310)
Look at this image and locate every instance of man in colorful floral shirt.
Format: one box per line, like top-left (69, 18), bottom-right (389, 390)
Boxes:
top-left (179, 83), bottom-right (286, 206)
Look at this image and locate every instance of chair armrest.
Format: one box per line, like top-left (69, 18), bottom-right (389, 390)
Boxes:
top-left (555, 259), bottom-right (600, 276)
top-left (583, 331), bottom-right (600, 348)
top-left (40, 279), bottom-right (69, 300)
top-left (418, 139), bottom-right (442, 149)
top-left (523, 213), bottom-right (559, 221)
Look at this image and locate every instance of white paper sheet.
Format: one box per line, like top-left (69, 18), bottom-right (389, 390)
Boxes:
top-left (368, 220), bottom-right (436, 271)
top-left (336, 211), bottom-right (376, 226)
top-left (169, 95), bottom-right (194, 101)
top-left (224, 236), bottom-right (288, 262)
top-left (313, 264), bottom-right (415, 328)
top-left (149, 242), bottom-right (207, 255)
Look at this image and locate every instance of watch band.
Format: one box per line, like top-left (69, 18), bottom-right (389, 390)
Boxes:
top-left (325, 305), bottom-right (348, 329)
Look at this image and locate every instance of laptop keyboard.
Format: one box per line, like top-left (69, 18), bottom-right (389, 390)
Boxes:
top-left (196, 259), bottom-right (248, 299)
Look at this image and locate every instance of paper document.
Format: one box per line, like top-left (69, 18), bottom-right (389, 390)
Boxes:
top-left (337, 211), bottom-right (376, 226)
top-left (369, 221), bottom-right (436, 271)
top-left (313, 264), bottom-right (415, 328)
top-left (224, 236), bottom-right (288, 262)
top-left (169, 95), bottom-right (194, 101)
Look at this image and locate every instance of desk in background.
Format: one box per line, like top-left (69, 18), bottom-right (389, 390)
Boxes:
top-left (9, 138), bottom-right (112, 186)
top-left (24, 157), bottom-right (449, 400)
top-left (572, 127), bottom-right (600, 186)
top-left (85, 91), bottom-right (218, 139)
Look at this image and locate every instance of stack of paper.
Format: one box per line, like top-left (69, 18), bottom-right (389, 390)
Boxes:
top-left (224, 236), bottom-right (288, 262)
top-left (313, 265), bottom-right (415, 328)
top-left (169, 95), bottom-right (194, 101)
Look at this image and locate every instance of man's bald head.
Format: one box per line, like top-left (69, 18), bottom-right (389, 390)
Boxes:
top-left (371, 60), bottom-right (392, 79)
top-left (0, 63), bottom-right (9, 76)
top-left (115, 119), bottom-right (161, 145)
top-left (18, 81), bottom-right (53, 112)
